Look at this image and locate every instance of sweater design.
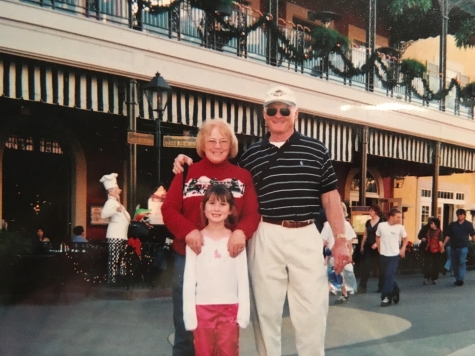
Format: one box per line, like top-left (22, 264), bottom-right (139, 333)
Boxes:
top-left (184, 176), bottom-right (244, 198)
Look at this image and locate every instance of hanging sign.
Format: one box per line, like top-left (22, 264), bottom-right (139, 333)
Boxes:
top-left (163, 136), bottom-right (196, 148)
top-left (127, 132), bottom-right (155, 146)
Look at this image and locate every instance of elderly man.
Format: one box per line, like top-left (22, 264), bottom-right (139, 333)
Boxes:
top-left (173, 86), bottom-right (349, 356)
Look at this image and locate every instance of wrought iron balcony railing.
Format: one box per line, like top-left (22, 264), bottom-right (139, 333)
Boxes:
top-left (14, 0), bottom-right (475, 119)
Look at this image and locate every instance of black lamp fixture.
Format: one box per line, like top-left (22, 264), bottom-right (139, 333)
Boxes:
top-left (143, 72), bottom-right (172, 114)
top-left (308, 10), bottom-right (341, 28)
top-left (143, 72), bottom-right (172, 187)
top-left (393, 176), bottom-right (405, 189)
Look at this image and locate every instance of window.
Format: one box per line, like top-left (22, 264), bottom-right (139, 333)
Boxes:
top-left (5, 135), bottom-right (63, 154)
top-left (456, 193), bottom-right (465, 200)
top-left (421, 189), bottom-right (431, 198)
top-left (350, 172), bottom-right (378, 193)
top-left (5, 135), bottom-right (34, 151)
top-left (421, 205), bottom-right (430, 227)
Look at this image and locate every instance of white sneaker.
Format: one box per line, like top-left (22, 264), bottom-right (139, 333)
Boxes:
top-left (381, 297), bottom-right (391, 307)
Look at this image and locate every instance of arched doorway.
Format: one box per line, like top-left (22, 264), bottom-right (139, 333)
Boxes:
top-left (345, 168), bottom-right (384, 207)
top-left (2, 128), bottom-right (70, 242)
top-left (0, 113), bottom-right (87, 242)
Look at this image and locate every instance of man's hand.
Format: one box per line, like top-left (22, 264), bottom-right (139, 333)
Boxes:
top-left (185, 229), bottom-right (204, 255)
top-left (173, 154), bottom-right (194, 175)
top-left (228, 229), bottom-right (246, 258)
top-left (399, 247), bottom-right (406, 258)
top-left (332, 238), bottom-right (351, 274)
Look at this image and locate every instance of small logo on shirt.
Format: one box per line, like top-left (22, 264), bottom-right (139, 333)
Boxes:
top-left (214, 250), bottom-right (221, 258)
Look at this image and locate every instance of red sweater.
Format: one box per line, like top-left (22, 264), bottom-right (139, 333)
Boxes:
top-left (161, 157), bottom-right (260, 255)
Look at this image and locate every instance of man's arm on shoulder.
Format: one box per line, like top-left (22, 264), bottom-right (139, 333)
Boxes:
top-left (172, 154), bottom-right (194, 174)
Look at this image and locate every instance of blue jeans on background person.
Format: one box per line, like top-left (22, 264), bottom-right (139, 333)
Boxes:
top-left (172, 252), bottom-right (194, 356)
top-left (444, 245), bottom-right (452, 273)
top-left (380, 255), bottom-right (400, 301)
top-left (450, 246), bottom-right (468, 282)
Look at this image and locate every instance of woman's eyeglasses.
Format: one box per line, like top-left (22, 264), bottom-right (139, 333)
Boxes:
top-left (205, 139), bottom-right (230, 147)
top-left (265, 107), bottom-right (292, 117)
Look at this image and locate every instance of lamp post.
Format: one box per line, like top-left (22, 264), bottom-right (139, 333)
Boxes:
top-left (142, 72), bottom-right (172, 188)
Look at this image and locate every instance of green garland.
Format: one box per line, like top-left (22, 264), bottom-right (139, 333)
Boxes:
top-left (140, 0), bottom-right (475, 107)
top-left (455, 19), bottom-right (475, 49)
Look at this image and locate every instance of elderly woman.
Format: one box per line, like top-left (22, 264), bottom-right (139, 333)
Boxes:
top-left (100, 173), bottom-right (130, 283)
top-left (161, 119), bottom-right (260, 356)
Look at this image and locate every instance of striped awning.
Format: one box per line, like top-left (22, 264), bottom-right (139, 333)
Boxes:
top-left (298, 114), bottom-right (354, 163)
top-left (137, 85), bottom-right (264, 137)
top-left (441, 144), bottom-right (475, 171)
top-left (0, 54), bottom-right (126, 115)
top-left (367, 129), bottom-right (432, 165)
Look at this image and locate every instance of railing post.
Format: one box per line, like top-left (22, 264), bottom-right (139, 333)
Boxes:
top-left (439, 0), bottom-right (448, 112)
top-left (266, 0), bottom-right (278, 66)
top-left (237, 6), bottom-right (247, 57)
top-left (169, 2), bottom-right (181, 40)
top-left (365, 0), bottom-right (376, 92)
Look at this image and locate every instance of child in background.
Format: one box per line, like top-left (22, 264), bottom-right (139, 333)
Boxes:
top-left (321, 202), bottom-right (357, 304)
top-left (183, 184), bottom-right (250, 356)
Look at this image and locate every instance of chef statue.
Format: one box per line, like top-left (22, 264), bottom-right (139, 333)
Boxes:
top-left (100, 173), bottom-right (130, 283)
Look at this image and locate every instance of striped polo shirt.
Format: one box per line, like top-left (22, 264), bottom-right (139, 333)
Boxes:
top-left (239, 131), bottom-right (338, 221)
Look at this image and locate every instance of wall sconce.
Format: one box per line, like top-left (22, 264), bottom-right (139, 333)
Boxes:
top-left (394, 176), bottom-right (405, 188)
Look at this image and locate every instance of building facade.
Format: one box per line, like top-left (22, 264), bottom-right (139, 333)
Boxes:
top-left (1, 0), bottom-right (475, 242)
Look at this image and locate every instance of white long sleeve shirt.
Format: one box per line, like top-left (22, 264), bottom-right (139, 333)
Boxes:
top-left (183, 235), bottom-right (250, 331)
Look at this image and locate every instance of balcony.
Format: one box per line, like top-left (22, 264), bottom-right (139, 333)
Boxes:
top-left (7, 0), bottom-right (471, 120)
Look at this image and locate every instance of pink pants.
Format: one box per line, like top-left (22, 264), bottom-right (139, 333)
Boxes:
top-left (193, 304), bottom-right (239, 356)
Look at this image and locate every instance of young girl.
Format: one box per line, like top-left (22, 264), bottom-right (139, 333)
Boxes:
top-left (183, 184), bottom-right (250, 356)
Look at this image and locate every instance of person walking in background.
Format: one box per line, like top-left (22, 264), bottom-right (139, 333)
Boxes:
top-left (183, 185), bottom-right (249, 356)
top-left (321, 202), bottom-right (357, 304)
top-left (377, 208), bottom-right (408, 307)
top-left (422, 218), bottom-right (444, 285)
top-left (100, 173), bottom-right (130, 283)
top-left (358, 204), bottom-right (384, 294)
top-left (162, 119), bottom-right (260, 356)
top-left (417, 216), bottom-right (434, 280)
top-left (444, 209), bottom-right (475, 286)
top-left (173, 85), bottom-right (350, 356)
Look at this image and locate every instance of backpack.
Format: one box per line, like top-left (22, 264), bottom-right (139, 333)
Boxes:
top-left (425, 229), bottom-right (441, 253)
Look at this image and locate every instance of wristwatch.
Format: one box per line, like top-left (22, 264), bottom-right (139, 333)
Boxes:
top-left (335, 234), bottom-right (347, 239)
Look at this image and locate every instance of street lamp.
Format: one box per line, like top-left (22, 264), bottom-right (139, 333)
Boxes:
top-left (143, 72), bottom-right (172, 187)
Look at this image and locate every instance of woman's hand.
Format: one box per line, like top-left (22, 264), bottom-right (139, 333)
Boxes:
top-left (185, 229), bottom-right (204, 255)
top-left (173, 154), bottom-right (194, 174)
top-left (228, 229), bottom-right (246, 257)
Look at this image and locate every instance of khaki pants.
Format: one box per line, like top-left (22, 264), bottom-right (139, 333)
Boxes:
top-left (248, 222), bottom-right (328, 356)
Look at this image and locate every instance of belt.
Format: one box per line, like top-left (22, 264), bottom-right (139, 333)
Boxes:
top-left (262, 217), bottom-right (314, 228)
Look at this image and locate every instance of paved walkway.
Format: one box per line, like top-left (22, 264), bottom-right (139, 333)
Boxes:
top-left (1, 272), bottom-right (475, 355)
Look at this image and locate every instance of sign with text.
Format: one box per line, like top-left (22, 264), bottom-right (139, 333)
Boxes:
top-left (163, 136), bottom-right (197, 148)
top-left (127, 132), bottom-right (155, 146)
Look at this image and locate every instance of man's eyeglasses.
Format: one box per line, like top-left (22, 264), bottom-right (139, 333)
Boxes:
top-left (205, 139), bottom-right (230, 147)
top-left (265, 107), bottom-right (292, 117)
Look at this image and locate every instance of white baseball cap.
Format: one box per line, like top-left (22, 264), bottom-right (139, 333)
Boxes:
top-left (264, 86), bottom-right (297, 107)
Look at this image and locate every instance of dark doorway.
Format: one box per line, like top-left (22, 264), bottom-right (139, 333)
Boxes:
top-left (442, 204), bottom-right (453, 232)
top-left (2, 132), bottom-right (70, 243)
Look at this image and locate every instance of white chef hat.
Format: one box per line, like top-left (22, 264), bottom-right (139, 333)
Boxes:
top-left (100, 173), bottom-right (118, 190)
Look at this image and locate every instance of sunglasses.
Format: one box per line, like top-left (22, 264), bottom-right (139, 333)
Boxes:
top-left (265, 107), bottom-right (292, 117)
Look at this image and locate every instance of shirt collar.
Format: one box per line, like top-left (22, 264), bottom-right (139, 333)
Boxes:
top-left (261, 131), bottom-right (301, 147)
